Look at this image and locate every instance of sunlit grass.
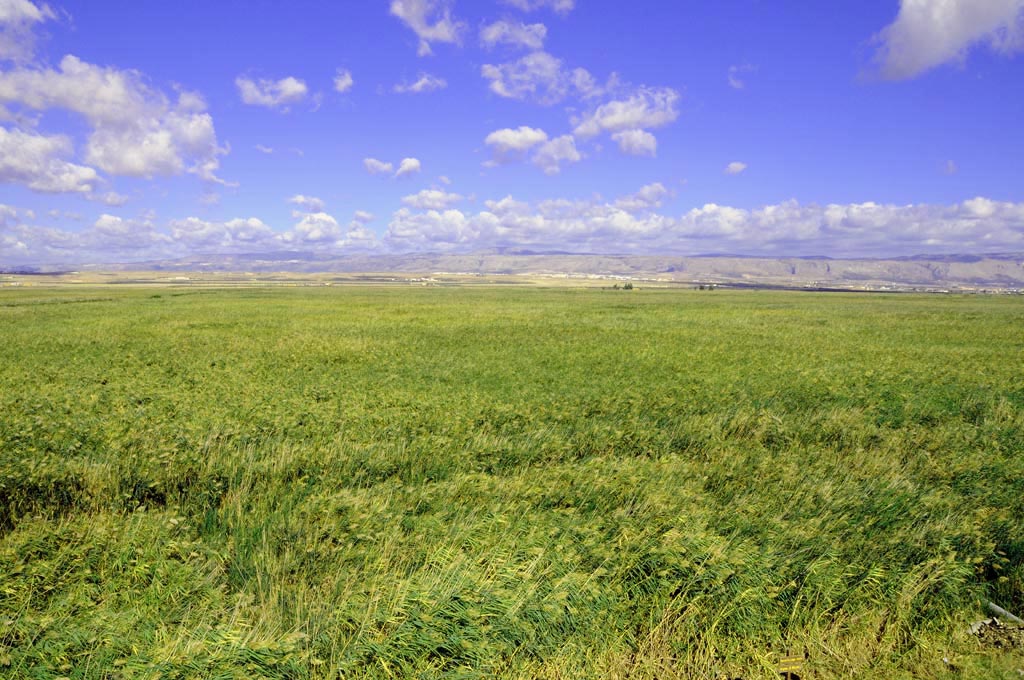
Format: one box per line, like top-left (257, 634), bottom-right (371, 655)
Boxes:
top-left (1, 286), bottom-right (1022, 678)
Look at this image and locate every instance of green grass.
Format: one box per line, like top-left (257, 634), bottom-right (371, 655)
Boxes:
top-left (1, 286), bottom-right (1022, 678)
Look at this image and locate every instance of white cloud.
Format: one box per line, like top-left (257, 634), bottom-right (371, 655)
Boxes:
top-left (402, 189), bottom-right (464, 210)
top-left (438, 175), bottom-right (451, 185)
top-left (612, 128), bottom-right (657, 157)
top-left (390, 0), bottom-right (464, 56)
top-left (485, 125), bottom-right (549, 153)
top-left (480, 20), bottom-right (546, 50)
top-left (395, 157), bottom-right (422, 177)
top-left (501, 0), bottom-right (574, 15)
top-left (394, 72), bottom-right (447, 93)
top-left (0, 55), bottom-right (229, 183)
top-left (481, 50), bottom-right (617, 105)
top-left (0, 126), bottom-right (98, 193)
top-left (573, 86), bottom-right (680, 137)
top-left (288, 194), bottom-right (325, 213)
top-left (481, 51), bottom-right (569, 104)
top-left (872, 0), bottom-right (1024, 80)
top-left (943, 159), bottom-right (958, 175)
top-left (724, 161), bottom-right (747, 175)
top-left (727, 63), bottom-right (757, 89)
top-left (93, 190), bottom-right (128, 206)
top-left (334, 68), bottom-right (354, 93)
top-left (169, 216), bottom-right (275, 249)
top-left (255, 144), bottom-right (274, 154)
top-left (235, 75), bottom-right (308, 109)
top-left (386, 207), bottom-right (479, 250)
top-left (614, 182), bottom-right (670, 212)
top-left (364, 157), bottom-right (394, 175)
top-left (284, 211), bottom-right (343, 244)
top-left (0, 0), bottom-right (55, 62)
top-left (382, 192), bottom-right (1024, 257)
top-left (532, 134), bottom-right (580, 175)
top-left (353, 210), bottom-right (375, 223)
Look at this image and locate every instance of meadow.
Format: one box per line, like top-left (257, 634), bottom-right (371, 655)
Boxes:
top-left (0, 285), bottom-right (1022, 679)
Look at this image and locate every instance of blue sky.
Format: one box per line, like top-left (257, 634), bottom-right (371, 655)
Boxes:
top-left (1, 0), bottom-right (1023, 265)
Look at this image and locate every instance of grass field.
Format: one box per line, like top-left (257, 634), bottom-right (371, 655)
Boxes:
top-left (1, 286), bottom-right (1022, 678)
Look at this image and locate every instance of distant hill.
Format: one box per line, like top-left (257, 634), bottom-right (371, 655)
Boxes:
top-left (41, 251), bottom-right (1024, 290)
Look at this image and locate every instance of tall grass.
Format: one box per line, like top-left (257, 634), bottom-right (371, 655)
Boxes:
top-left (1, 286), bottom-right (1022, 678)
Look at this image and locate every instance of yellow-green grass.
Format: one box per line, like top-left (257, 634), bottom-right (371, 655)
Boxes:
top-left (1, 286), bottom-right (1022, 678)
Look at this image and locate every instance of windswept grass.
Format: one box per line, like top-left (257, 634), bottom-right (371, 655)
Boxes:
top-left (1, 286), bottom-right (1022, 678)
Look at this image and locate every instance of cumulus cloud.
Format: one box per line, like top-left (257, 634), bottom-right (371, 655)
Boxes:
top-left (353, 210), bottom-right (375, 223)
top-left (0, 0), bottom-right (55, 62)
top-left (0, 126), bottom-right (98, 193)
top-left (382, 193), bottom-right (1024, 257)
top-left (872, 0), bottom-right (1024, 80)
top-left (480, 20), bottom-right (547, 49)
top-left (725, 161), bottom-right (747, 175)
top-left (390, 0), bottom-right (464, 56)
top-left (614, 182), bottom-right (670, 212)
top-left (235, 75), bottom-right (308, 109)
top-left (532, 134), bottom-right (581, 174)
top-left (334, 68), bottom-right (354, 93)
top-left (481, 50), bottom-right (618, 105)
top-left (288, 194), bottom-right (325, 213)
top-left (395, 157), bottom-right (422, 177)
top-left (0, 55), bottom-right (229, 183)
top-left (501, 0), bottom-right (574, 15)
top-left (401, 188), bottom-right (464, 209)
top-left (364, 157), bottom-right (394, 175)
top-left (394, 72), bottom-right (447, 93)
top-left (573, 86), bottom-right (680, 137)
top-left (485, 125), bottom-right (549, 154)
top-left (169, 216), bottom-right (275, 249)
top-left (284, 211), bottom-right (343, 244)
top-left (612, 128), bottom-right (657, 156)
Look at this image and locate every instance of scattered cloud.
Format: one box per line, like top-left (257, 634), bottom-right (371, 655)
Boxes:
top-left (612, 128), bottom-right (657, 157)
top-left (944, 159), bottom-right (958, 175)
top-left (614, 182), bottom-right (670, 212)
top-left (389, 0), bottom-right (464, 56)
top-left (395, 157), bottom-right (422, 177)
top-left (532, 134), bottom-right (581, 174)
top-left (480, 20), bottom-right (547, 50)
top-left (727, 63), bottom-right (757, 89)
top-left (364, 157), bottom-right (394, 175)
top-left (383, 193), bottom-right (1024, 257)
top-left (288, 194), bottom-right (326, 213)
top-left (353, 210), bottom-right (375, 223)
top-left (235, 75), bottom-right (308, 109)
top-left (485, 125), bottom-right (549, 154)
top-left (725, 161), bottom-right (747, 175)
top-left (501, 0), bottom-right (574, 15)
top-left (255, 144), bottom-right (274, 154)
top-left (0, 0), bottom-right (55, 62)
top-left (401, 188), bottom-right (464, 209)
top-left (0, 55), bottom-right (229, 183)
top-left (0, 126), bottom-right (98, 193)
top-left (573, 86), bottom-right (680, 137)
top-left (92, 190), bottom-right (129, 206)
top-left (871, 0), bottom-right (1024, 80)
top-left (284, 211), bottom-right (343, 244)
top-left (3, 195), bottom-right (1024, 266)
top-left (394, 72), bottom-right (447, 93)
top-left (169, 216), bottom-right (275, 250)
top-left (334, 68), bottom-right (354, 93)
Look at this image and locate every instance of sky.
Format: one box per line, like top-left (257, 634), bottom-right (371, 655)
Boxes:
top-left (1, 0), bottom-right (1023, 266)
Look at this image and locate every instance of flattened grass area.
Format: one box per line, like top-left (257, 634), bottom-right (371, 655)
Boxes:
top-left (1, 286), bottom-right (1022, 678)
